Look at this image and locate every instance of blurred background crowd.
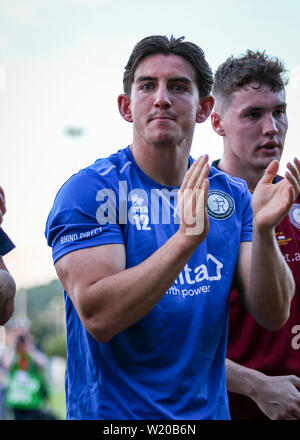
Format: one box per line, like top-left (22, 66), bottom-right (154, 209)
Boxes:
top-left (0, 281), bottom-right (66, 420)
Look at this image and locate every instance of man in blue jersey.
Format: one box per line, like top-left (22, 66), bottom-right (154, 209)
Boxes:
top-left (0, 186), bottom-right (16, 326)
top-left (45, 35), bottom-right (300, 420)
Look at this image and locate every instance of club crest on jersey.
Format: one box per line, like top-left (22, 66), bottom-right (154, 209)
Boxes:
top-left (207, 190), bottom-right (235, 220)
top-left (289, 203), bottom-right (300, 229)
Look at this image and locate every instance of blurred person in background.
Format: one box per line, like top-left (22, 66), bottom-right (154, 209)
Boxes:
top-left (0, 186), bottom-right (16, 325)
top-left (0, 353), bottom-right (7, 419)
top-left (4, 333), bottom-right (52, 420)
top-left (0, 185), bottom-right (16, 419)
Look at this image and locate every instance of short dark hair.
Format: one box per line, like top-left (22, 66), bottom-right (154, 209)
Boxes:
top-left (212, 50), bottom-right (288, 98)
top-left (17, 334), bottom-right (26, 344)
top-left (123, 35), bottom-right (213, 98)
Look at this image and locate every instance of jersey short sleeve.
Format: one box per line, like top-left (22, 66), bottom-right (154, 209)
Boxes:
top-left (45, 167), bottom-right (125, 264)
top-left (0, 228), bottom-right (15, 256)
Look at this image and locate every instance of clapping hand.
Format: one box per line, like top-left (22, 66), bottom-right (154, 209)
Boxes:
top-left (252, 158), bottom-right (300, 230)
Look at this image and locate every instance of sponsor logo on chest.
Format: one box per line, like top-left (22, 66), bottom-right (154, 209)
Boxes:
top-left (207, 190), bottom-right (235, 220)
top-left (289, 203), bottom-right (300, 229)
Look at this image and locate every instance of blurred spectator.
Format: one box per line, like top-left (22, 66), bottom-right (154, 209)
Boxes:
top-left (0, 353), bottom-right (7, 419)
top-left (0, 186), bottom-right (16, 325)
top-left (4, 333), bottom-right (54, 420)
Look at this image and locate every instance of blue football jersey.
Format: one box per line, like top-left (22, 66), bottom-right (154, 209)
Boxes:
top-left (45, 146), bottom-right (252, 420)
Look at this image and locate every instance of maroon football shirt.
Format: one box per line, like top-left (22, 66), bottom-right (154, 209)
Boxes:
top-left (227, 193), bottom-right (300, 420)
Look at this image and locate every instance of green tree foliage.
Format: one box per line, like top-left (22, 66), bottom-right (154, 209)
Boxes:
top-left (26, 279), bottom-right (63, 321)
top-left (44, 333), bottom-right (67, 359)
top-left (15, 279), bottom-right (67, 359)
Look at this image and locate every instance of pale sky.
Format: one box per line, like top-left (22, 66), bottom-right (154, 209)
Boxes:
top-left (1, 0), bottom-right (300, 288)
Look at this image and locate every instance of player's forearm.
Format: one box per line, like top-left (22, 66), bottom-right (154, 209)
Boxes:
top-left (247, 225), bottom-right (294, 330)
top-left (0, 269), bottom-right (16, 325)
top-left (226, 358), bottom-right (266, 398)
top-left (75, 231), bottom-right (201, 343)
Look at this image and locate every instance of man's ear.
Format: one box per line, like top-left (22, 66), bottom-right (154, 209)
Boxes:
top-left (211, 111), bottom-right (225, 136)
top-left (118, 94), bottom-right (133, 123)
top-left (196, 95), bottom-right (214, 123)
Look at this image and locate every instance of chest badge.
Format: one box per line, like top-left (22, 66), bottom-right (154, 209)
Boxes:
top-left (207, 190), bottom-right (235, 220)
top-left (289, 203), bottom-right (300, 229)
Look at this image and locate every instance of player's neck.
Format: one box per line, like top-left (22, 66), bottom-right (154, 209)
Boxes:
top-left (218, 156), bottom-right (263, 191)
top-left (130, 142), bottom-right (190, 187)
